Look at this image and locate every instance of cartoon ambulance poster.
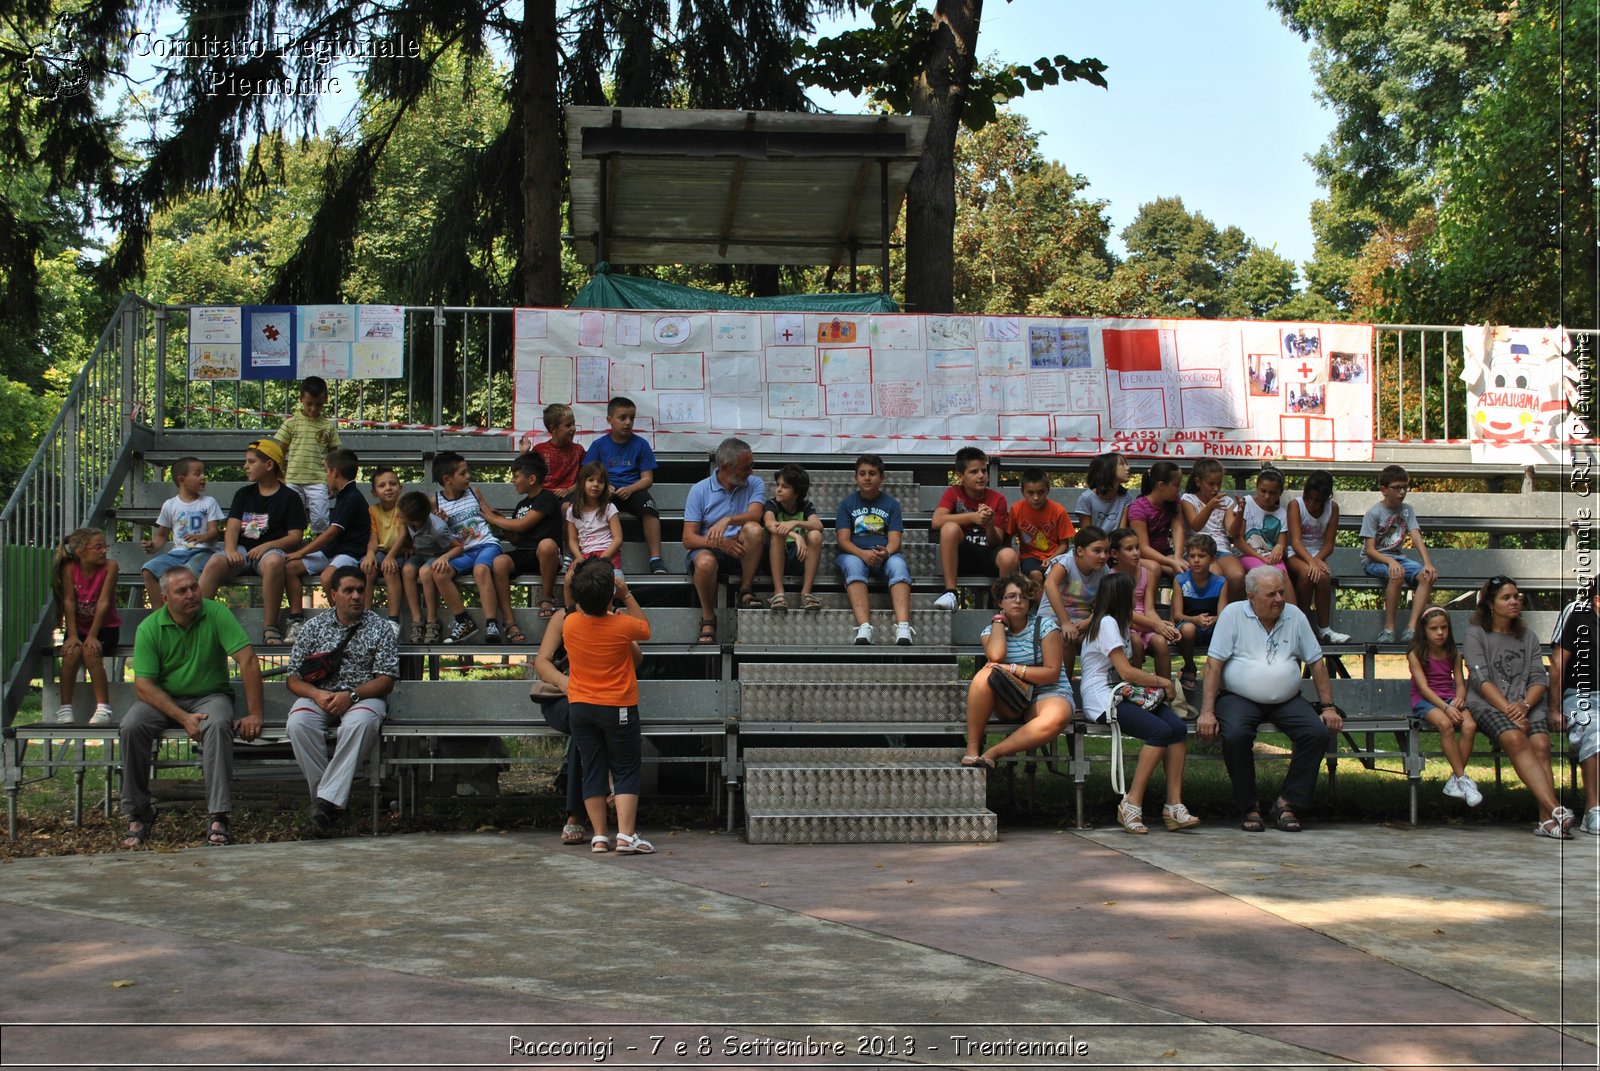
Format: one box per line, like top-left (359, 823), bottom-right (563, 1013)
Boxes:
top-left (1461, 324), bottom-right (1583, 464)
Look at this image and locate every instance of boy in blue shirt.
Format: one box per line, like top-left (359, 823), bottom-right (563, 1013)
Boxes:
top-left (583, 396), bottom-right (666, 573)
top-left (835, 454), bottom-right (915, 646)
top-left (1172, 533), bottom-right (1229, 692)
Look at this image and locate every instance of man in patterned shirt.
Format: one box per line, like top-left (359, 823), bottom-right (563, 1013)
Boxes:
top-left (285, 565), bottom-right (398, 837)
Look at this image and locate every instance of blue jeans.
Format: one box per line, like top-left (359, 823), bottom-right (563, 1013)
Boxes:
top-left (836, 550), bottom-right (911, 587)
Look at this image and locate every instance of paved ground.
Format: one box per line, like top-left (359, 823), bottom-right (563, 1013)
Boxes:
top-left (0, 821), bottom-right (1595, 1070)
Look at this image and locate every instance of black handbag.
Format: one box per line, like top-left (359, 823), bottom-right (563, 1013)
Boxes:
top-left (298, 623), bottom-right (359, 686)
top-left (988, 617), bottom-right (1043, 719)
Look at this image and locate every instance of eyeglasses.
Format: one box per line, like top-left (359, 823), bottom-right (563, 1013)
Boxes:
top-left (999, 591), bottom-right (1028, 602)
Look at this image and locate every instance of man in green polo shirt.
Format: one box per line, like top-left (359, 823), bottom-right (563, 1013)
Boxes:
top-left (119, 564), bottom-right (265, 848)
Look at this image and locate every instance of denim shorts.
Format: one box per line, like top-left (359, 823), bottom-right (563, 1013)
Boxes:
top-left (836, 550), bottom-right (912, 587)
top-left (1364, 555), bottom-right (1423, 586)
top-left (299, 551), bottom-right (360, 575)
top-left (448, 543), bottom-right (502, 575)
top-left (143, 546), bottom-right (216, 578)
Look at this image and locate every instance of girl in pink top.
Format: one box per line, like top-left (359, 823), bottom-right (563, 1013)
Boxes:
top-left (1107, 526), bottom-right (1178, 686)
top-left (50, 528), bottom-right (122, 726)
top-left (1407, 606), bottom-right (1480, 806)
top-left (1128, 460), bottom-right (1186, 580)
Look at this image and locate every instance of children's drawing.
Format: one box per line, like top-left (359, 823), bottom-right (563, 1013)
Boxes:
top-left (982, 317), bottom-right (1020, 341)
top-left (932, 384), bottom-right (977, 416)
top-left (816, 318), bottom-right (857, 344)
top-left (300, 342), bottom-right (351, 379)
top-left (188, 344), bottom-right (241, 380)
top-left (576, 355), bottom-right (609, 402)
top-left (768, 383), bottom-right (821, 419)
top-left (927, 350), bottom-right (977, 385)
top-left (615, 315), bottom-right (641, 347)
top-left (712, 315), bottom-right (757, 351)
top-left (651, 351), bottom-right (706, 391)
top-left (656, 391), bottom-right (707, 425)
top-left (652, 315), bottom-right (693, 347)
top-left (926, 316), bottom-right (976, 349)
top-left (825, 382), bottom-right (872, 415)
top-left (578, 311), bottom-right (606, 348)
top-left (874, 381), bottom-right (925, 419)
top-left (765, 347), bottom-right (818, 384)
top-left (772, 314), bottom-right (806, 345)
top-left (300, 305), bottom-right (355, 343)
top-left (540, 356), bottom-right (574, 404)
top-left (819, 346), bottom-right (871, 384)
top-left (189, 307), bottom-right (241, 345)
top-left (868, 315), bottom-right (921, 349)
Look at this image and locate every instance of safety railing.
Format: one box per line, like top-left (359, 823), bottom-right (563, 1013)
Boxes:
top-left (1, 294), bottom-right (160, 721)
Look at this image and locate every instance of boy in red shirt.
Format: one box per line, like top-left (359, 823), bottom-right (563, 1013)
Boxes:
top-left (532, 558), bottom-right (655, 854)
top-left (931, 446), bottom-right (1018, 608)
top-left (1009, 467), bottom-right (1076, 585)
top-left (530, 403), bottom-right (585, 501)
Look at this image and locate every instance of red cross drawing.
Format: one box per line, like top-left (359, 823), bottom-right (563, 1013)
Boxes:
top-left (780, 328), bottom-right (795, 342)
top-left (1296, 361), bottom-right (1314, 378)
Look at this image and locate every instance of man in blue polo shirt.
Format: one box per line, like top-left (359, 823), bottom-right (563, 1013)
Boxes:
top-left (682, 437), bottom-right (766, 645)
top-left (119, 564), bottom-right (265, 849)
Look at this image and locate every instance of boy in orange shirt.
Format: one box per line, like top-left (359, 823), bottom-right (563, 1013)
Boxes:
top-left (532, 558), bottom-right (655, 854)
top-left (1009, 467), bottom-right (1076, 586)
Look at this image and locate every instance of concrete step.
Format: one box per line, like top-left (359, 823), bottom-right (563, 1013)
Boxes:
top-left (738, 663), bottom-right (959, 685)
top-left (745, 808), bottom-right (999, 844)
top-left (739, 680), bottom-right (966, 723)
top-left (743, 747), bottom-right (997, 844)
top-left (736, 608), bottom-right (952, 647)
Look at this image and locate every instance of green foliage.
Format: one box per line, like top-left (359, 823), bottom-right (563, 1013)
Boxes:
top-left (794, 0), bottom-right (1107, 131)
top-left (1275, 0), bottom-right (1595, 327)
top-left (1119, 196), bottom-right (1303, 320)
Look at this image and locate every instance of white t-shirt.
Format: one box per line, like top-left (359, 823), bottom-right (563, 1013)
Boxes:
top-left (1239, 496), bottom-right (1288, 558)
top-left (1079, 616), bottom-right (1131, 722)
top-left (1180, 491), bottom-right (1236, 555)
top-left (157, 494), bottom-right (224, 550)
top-left (566, 501), bottom-right (620, 559)
top-left (1289, 496), bottom-right (1335, 558)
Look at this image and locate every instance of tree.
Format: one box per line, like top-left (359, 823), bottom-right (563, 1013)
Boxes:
top-left (797, 0), bottom-right (1106, 312)
top-left (949, 111), bottom-right (1119, 315)
top-left (1276, 0), bottom-right (1595, 327)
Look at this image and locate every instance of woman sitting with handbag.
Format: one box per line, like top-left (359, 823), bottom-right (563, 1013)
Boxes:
top-left (1081, 571), bottom-right (1200, 834)
top-left (961, 573), bottom-right (1075, 770)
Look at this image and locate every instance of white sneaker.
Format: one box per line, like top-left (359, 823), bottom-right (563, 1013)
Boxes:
top-left (88, 705), bottom-right (114, 727)
top-left (1581, 807), bottom-right (1600, 835)
top-left (933, 591), bottom-right (958, 610)
top-left (1442, 775), bottom-right (1466, 801)
top-left (50, 705), bottom-right (74, 725)
top-left (894, 621), bottom-right (915, 646)
top-left (853, 622), bottom-right (875, 645)
top-left (1457, 775), bottom-right (1483, 807)
top-left (1319, 627), bottom-right (1351, 644)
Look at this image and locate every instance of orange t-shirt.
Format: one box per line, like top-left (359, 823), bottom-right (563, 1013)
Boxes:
top-left (563, 611), bottom-right (651, 706)
top-left (1010, 498), bottom-right (1076, 562)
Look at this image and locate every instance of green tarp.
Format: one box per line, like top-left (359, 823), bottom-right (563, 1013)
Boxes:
top-left (570, 264), bottom-right (898, 313)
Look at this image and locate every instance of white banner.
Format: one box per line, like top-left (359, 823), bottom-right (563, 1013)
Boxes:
top-left (514, 309), bottom-right (1375, 460)
top-left (1462, 324), bottom-right (1584, 465)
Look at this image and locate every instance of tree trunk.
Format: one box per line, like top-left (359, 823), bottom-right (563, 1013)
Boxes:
top-left (905, 0), bottom-right (983, 313)
top-left (520, 0), bottom-right (563, 307)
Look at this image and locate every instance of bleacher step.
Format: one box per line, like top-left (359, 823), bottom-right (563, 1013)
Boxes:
top-left (744, 747), bottom-right (997, 844)
top-left (737, 608), bottom-right (951, 646)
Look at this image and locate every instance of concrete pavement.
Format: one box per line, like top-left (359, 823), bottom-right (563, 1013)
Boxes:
top-left (0, 822), bottom-right (1595, 1069)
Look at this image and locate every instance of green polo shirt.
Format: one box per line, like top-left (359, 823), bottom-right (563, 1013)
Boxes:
top-left (132, 600), bottom-right (251, 697)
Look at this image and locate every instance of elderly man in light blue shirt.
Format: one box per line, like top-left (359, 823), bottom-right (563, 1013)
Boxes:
top-left (1198, 566), bottom-right (1341, 833)
top-left (683, 437), bottom-right (767, 643)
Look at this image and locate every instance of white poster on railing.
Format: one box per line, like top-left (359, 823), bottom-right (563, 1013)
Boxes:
top-left (513, 309), bottom-right (1376, 460)
top-left (1461, 325), bottom-right (1584, 465)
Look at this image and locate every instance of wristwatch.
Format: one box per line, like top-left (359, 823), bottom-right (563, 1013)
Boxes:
top-left (348, 690), bottom-right (361, 706)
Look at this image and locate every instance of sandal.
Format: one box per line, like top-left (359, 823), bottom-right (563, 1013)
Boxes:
top-left (801, 592), bottom-right (823, 612)
top-left (120, 809), bottom-right (158, 849)
top-left (1162, 803), bottom-right (1201, 831)
top-left (1535, 818), bottom-right (1574, 840)
top-left (590, 834), bottom-right (612, 853)
top-left (561, 822), bottom-right (588, 845)
top-left (737, 590), bottom-right (763, 610)
top-left (1179, 669), bottom-right (1197, 692)
top-left (1552, 805), bottom-right (1577, 832)
top-left (768, 592), bottom-right (789, 611)
top-left (538, 599), bottom-right (557, 620)
top-left (503, 621), bottom-right (528, 644)
top-left (262, 625), bottom-right (284, 646)
top-left (1269, 802), bottom-right (1303, 833)
top-left (959, 754), bottom-right (996, 770)
top-left (205, 814), bottom-right (233, 846)
top-left (696, 618), bottom-right (718, 645)
top-left (615, 832), bottom-right (656, 855)
top-left (1117, 796), bottom-right (1148, 835)
top-left (1240, 810), bottom-right (1266, 833)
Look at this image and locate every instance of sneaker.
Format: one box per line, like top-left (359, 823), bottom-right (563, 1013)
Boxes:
top-left (1399, 627), bottom-right (1415, 643)
top-left (1442, 774), bottom-right (1467, 801)
top-left (308, 798), bottom-right (343, 839)
top-left (1458, 775), bottom-right (1484, 808)
top-left (444, 617), bottom-right (479, 644)
top-left (1319, 627), bottom-right (1351, 644)
top-left (649, 557), bottom-right (668, 575)
top-left (933, 590), bottom-right (958, 611)
top-left (893, 621), bottom-right (915, 646)
top-left (50, 705), bottom-right (74, 725)
top-left (407, 622), bottom-right (424, 645)
top-left (853, 622), bottom-right (875, 645)
top-left (1376, 628), bottom-right (1396, 644)
top-left (88, 705), bottom-right (114, 727)
top-left (387, 617), bottom-right (402, 639)
top-left (1581, 807), bottom-right (1600, 835)
top-left (283, 616), bottom-right (305, 643)
top-left (484, 620), bottom-right (502, 645)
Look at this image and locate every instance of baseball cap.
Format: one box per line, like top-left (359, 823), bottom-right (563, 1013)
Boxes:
top-left (247, 439), bottom-right (286, 470)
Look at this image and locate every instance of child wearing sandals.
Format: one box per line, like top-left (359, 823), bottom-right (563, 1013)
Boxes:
top-left (534, 558), bottom-right (655, 855)
top-left (1408, 606), bottom-right (1481, 806)
top-left (564, 461), bottom-right (624, 612)
top-left (51, 528), bottom-right (120, 725)
top-left (764, 463), bottom-right (824, 612)
top-left (482, 451), bottom-right (562, 634)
